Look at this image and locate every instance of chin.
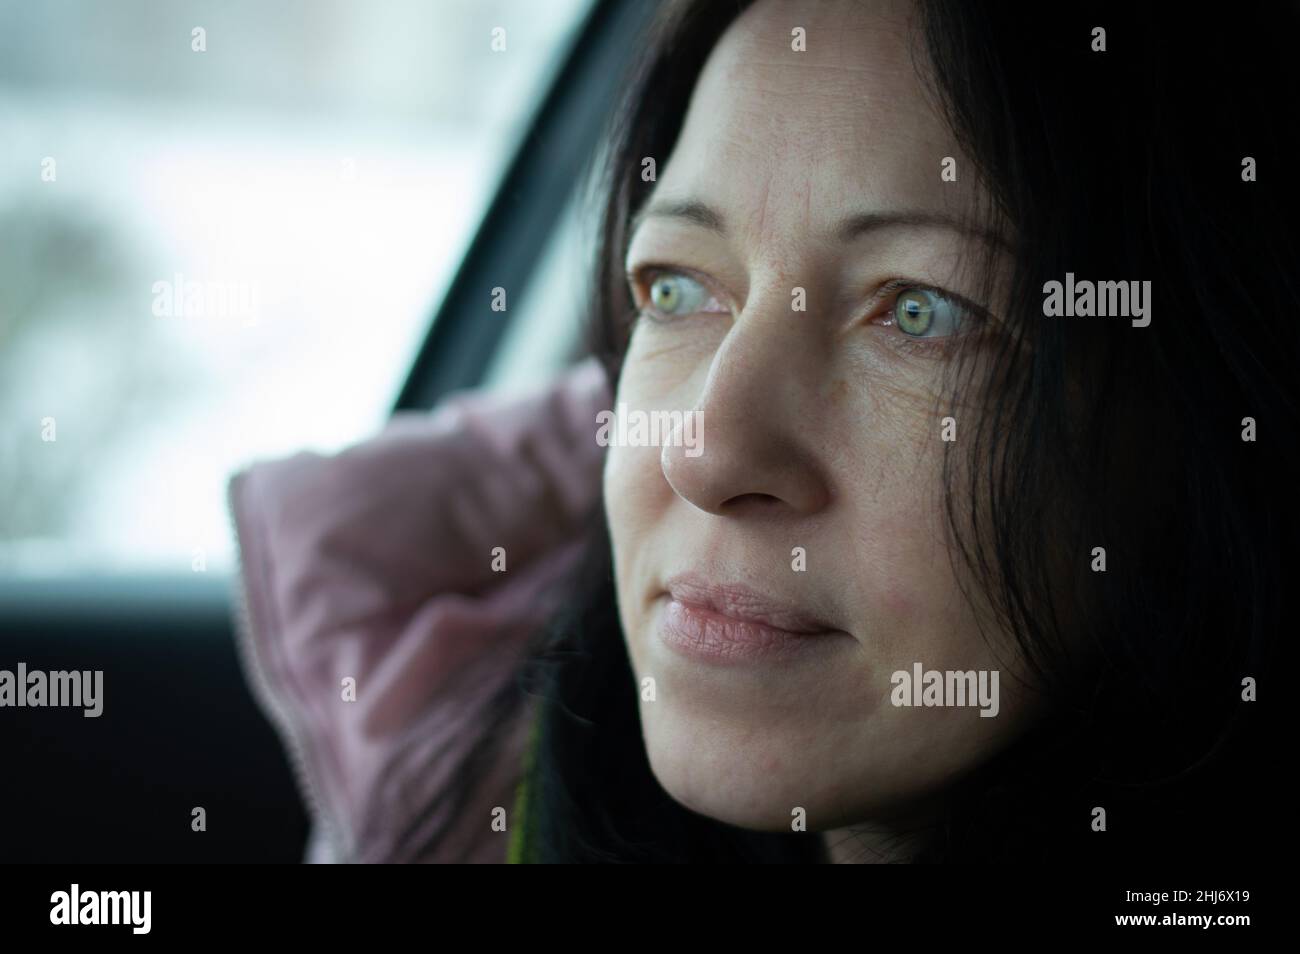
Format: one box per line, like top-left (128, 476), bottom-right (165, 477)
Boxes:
top-left (638, 703), bottom-right (849, 832)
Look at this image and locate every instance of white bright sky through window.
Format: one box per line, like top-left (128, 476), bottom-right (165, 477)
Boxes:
top-left (0, 0), bottom-right (592, 576)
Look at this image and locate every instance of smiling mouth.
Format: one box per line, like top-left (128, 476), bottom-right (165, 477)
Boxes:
top-left (657, 573), bottom-right (848, 664)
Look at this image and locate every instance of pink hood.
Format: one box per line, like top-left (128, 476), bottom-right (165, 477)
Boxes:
top-left (227, 359), bottom-right (610, 862)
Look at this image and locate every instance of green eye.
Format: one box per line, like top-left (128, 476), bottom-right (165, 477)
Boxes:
top-left (648, 272), bottom-right (711, 316)
top-left (894, 288), bottom-right (965, 338)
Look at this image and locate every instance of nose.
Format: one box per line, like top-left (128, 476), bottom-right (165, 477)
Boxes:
top-left (660, 297), bottom-right (832, 517)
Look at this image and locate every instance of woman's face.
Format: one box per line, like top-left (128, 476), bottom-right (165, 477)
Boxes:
top-left (605, 0), bottom-right (1035, 845)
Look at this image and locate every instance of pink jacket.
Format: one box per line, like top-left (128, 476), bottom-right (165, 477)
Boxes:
top-left (227, 359), bottom-right (610, 862)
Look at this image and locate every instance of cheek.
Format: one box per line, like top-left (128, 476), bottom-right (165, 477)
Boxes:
top-left (831, 398), bottom-right (979, 651)
top-left (837, 450), bottom-right (1028, 744)
top-left (602, 426), bottom-right (673, 642)
top-left (839, 504), bottom-right (955, 658)
top-left (602, 432), bottom-right (670, 529)
top-left (602, 337), bottom-right (698, 534)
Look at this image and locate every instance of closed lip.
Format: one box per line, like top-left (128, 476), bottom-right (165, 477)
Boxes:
top-left (663, 573), bottom-right (841, 635)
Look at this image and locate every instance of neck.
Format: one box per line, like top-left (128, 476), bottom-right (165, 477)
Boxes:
top-left (821, 798), bottom-right (947, 863)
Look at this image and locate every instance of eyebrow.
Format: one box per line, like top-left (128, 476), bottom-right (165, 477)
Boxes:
top-left (631, 198), bottom-right (725, 236)
top-left (630, 198), bottom-right (1011, 252)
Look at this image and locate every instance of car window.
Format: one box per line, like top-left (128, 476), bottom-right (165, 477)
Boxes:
top-left (481, 188), bottom-right (591, 396)
top-left (0, 0), bottom-right (593, 576)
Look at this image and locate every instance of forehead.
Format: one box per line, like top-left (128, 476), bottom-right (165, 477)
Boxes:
top-left (656, 0), bottom-right (973, 242)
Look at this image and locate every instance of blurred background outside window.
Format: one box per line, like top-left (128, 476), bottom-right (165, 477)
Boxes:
top-left (0, 0), bottom-right (591, 577)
